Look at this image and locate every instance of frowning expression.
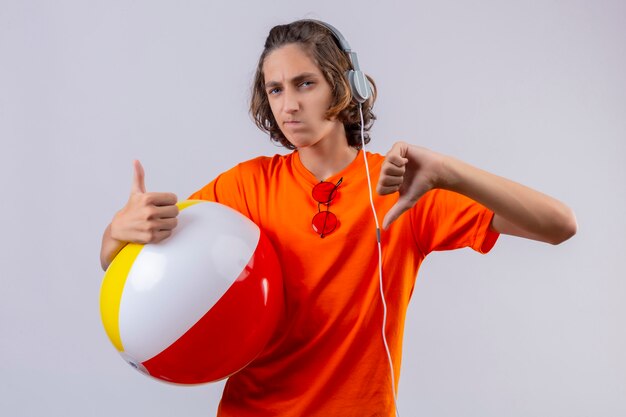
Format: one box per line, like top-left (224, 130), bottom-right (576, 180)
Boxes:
top-left (263, 43), bottom-right (344, 149)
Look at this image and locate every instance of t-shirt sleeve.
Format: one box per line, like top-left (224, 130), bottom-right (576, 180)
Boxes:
top-left (187, 164), bottom-right (254, 219)
top-left (410, 189), bottom-right (499, 255)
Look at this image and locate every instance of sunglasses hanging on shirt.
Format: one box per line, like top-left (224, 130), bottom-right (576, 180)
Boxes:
top-left (311, 177), bottom-right (343, 238)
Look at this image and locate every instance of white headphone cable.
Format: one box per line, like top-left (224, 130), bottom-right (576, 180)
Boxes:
top-left (358, 103), bottom-right (400, 417)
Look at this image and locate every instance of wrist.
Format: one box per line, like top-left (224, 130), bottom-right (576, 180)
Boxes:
top-left (436, 154), bottom-right (462, 191)
top-left (109, 210), bottom-right (128, 242)
top-left (101, 223), bottom-right (126, 271)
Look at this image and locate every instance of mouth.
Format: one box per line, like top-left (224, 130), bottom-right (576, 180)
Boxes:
top-left (283, 120), bottom-right (304, 130)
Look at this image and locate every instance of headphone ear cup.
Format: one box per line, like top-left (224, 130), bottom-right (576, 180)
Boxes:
top-left (347, 70), bottom-right (371, 103)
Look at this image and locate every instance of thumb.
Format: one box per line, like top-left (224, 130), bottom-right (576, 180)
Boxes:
top-left (382, 196), bottom-right (414, 230)
top-left (131, 159), bottom-right (146, 194)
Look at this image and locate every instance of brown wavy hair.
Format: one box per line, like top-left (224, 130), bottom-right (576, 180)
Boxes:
top-left (250, 20), bottom-right (377, 150)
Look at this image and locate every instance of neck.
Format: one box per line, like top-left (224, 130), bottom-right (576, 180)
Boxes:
top-left (298, 129), bottom-right (358, 181)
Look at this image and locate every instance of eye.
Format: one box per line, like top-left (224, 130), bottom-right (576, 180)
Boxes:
top-left (300, 81), bottom-right (314, 88)
top-left (267, 87), bottom-right (281, 96)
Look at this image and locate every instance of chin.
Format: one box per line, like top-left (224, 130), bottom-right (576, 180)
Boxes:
top-left (286, 136), bottom-right (319, 150)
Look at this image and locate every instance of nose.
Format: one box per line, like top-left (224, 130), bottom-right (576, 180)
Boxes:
top-left (282, 87), bottom-right (299, 114)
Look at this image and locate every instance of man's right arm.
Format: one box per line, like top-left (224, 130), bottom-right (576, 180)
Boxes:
top-left (100, 160), bottom-right (179, 271)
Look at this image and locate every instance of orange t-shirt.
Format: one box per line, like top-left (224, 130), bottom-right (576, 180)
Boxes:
top-left (189, 151), bottom-right (498, 417)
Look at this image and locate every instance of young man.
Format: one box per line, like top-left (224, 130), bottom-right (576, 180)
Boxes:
top-left (100, 20), bottom-right (576, 417)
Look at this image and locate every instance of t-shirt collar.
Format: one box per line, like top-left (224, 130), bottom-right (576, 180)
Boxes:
top-left (292, 149), bottom-right (366, 186)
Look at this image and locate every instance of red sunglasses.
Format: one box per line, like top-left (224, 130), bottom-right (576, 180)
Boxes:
top-left (311, 177), bottom-right (343, 238)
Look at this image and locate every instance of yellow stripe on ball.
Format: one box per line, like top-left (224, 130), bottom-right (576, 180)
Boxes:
top-left (177, 200), bottom-right (202, 210)
top-left (100, 243), bottom-right (143, 351)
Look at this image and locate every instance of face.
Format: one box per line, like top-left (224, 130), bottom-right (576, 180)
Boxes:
top-left (262, 43), bottom-right (345, 149)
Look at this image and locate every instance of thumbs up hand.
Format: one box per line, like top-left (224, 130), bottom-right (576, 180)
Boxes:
top-left (110, 160), bottom-right (179, 244)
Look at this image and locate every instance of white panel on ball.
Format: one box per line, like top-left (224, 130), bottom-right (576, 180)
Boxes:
top-left (118, 202), bottom-right (260, 362)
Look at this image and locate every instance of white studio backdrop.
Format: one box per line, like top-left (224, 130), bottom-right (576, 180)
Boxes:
top-left (1, 0), bottom-right (624, 416)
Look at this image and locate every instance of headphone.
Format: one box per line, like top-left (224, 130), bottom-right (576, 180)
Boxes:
top-left (305, 20), bottom-right (373, 104)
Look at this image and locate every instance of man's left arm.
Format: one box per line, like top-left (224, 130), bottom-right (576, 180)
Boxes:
top-left (377, 141), bottom-right (577, 245)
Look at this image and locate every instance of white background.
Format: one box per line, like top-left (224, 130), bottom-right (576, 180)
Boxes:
top-left (1, 0), bottom-right (624, 416)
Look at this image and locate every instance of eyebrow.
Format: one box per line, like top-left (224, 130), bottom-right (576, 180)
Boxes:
top-left (264, 72), bottom-right (319, 89)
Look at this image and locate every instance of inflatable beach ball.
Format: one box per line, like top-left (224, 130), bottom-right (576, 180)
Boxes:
top-left (100, 200), bottom-right (283, 385)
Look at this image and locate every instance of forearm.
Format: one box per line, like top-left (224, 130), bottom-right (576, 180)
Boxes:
top-left (100, 223), bottom-right (126, 271)
top-left (441, 156), bottom-right (577, 244)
